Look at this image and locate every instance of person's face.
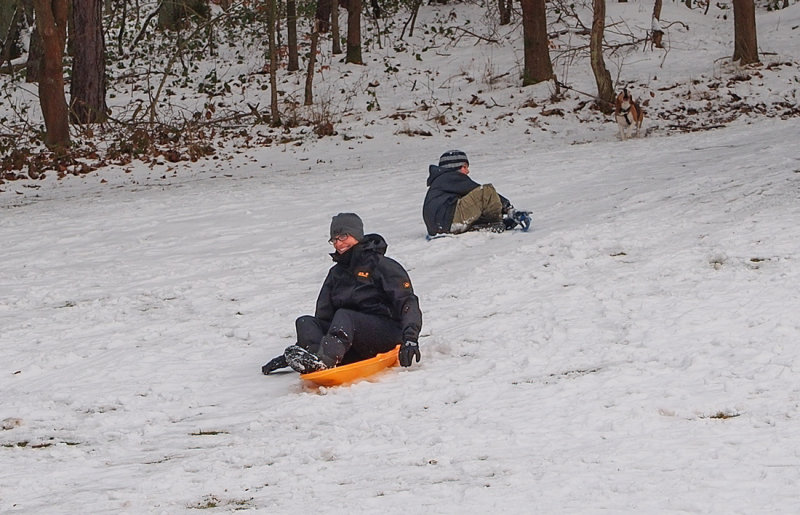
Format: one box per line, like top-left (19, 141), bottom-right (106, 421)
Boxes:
top-left (460, 163), bottom-right (470, 175)
top-left (330, 234), bottom-right (360, 254)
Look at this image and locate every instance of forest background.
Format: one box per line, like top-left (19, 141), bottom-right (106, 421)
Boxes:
top-left (0, 0), bottom-right (797, 187)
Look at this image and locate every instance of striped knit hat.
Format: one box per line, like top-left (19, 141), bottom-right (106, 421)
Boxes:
top-left (438, 150), bottom-right (469, 171)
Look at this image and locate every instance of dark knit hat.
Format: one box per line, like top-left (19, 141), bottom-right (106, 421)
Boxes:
top-left (330, 212), bottom-right (364, 242)
top-left (438, 150), bottom-right (469, 171)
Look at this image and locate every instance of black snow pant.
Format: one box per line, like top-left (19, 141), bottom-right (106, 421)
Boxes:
top-left (295, 309), bottom-right (403, 366)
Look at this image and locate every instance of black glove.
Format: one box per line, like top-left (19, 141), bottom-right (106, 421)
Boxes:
top-left (262, 355), bottom-right (288, 375)
top-left (398, 341), bottom-right (421, 367)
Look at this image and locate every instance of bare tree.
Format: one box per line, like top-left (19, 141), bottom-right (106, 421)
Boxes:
top-left (287, 0), bottom-right (299, 71)
top-left (158, 0), bottom-right (182, 30)
top-left (114, 0), bottom-right (127, 55)
top-left (0, 1), bottom-right (16, 42)
top-left (367, 0), bottom-right (380, 18)
top-left (732, 0), bottom-right (759, 64)
top-left (346, 0), bottom-right (362, 64)
top-left (1, 0), bottom-right (27, 68)
top-left (651, 0), bottom-right (664, 48)
top-left (316, 0), bottom-right (331, 33)
top-left (305, 20), bottom-right (320, 105)
top-left (520, 0), bottom-right (553, 85)
top-left (70, 0), bottom-right (108, 123)
top-left (32, 0), bottom-right (70, 149)
top-left (267, 0), bottom-right (281, 125)
top-left (158, 0), bottom-right (209, 31)
top-left (498, 0), bottom-right (512, 25)
top-left (590, 0), bottom-right (614, 113)
top-left (331, 0), bottom-right (341, 54)
top-left (400, 0), bottom-right (422, 39)
top-left (25, 24), bottom-right (42, 82)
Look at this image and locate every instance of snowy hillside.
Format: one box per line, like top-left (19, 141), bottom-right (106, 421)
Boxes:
top-left (3, 1), bottom-right (800, 513)
top-left (3, 118), bottom-right (800, 512)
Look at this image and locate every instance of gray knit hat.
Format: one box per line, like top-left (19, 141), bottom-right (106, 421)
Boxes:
top-left (438, 150), bottom-right (469, 171)
top-left (330, 212), bottom-right (364, 242)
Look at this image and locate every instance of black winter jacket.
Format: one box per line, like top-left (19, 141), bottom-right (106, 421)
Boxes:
top-left (315, 234), bottom-right (422, 343)
top-left (422, 165), bottom-right (510, 235)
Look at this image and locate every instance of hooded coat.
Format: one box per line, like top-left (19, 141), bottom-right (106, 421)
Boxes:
top-left (315, 233), bottom-right (422, 343)
top-left (423, 165), bottom-right (510, 235)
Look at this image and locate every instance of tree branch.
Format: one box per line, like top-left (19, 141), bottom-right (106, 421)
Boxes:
top-left (131, 1), bottom-right (164, 51)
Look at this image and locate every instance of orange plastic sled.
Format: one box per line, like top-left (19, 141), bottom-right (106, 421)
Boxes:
top-left (300, 345), bottom-right (400, 387)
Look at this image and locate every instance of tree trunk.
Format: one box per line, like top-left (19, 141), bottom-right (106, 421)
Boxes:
top-left (267, 0), bottom-right (280, 125)
top-left (1, 0), bottom-right (25, 64)
top-left (732, 0), bottom-right (759, 65)
top-left (115, 0), bottom-right (126, 55)
top-left (651, 0), bottom-right (663, 48)
top-left (590, 0), bottom-right (614, 113)
top-left (331, 0), bottom-right (341, 54)
top-left (401, 0), bottom-right (422, 39)
top-left (157, 0), bottom-right (208, 31)
top-left (70, 0), bottom-right (107, 123)
top-left (25, 23), bottom-right (42, 81)
top-left (368, 0), bottom-right (379, 18)
top-left (305, 21), bottom-right (319, 105)
top-left (0, 0), bottom-right (16, 38)
top-left (65, 0), bottom-right (73, 55)
top-left (19, 0), bottom-right (33, 21)
top-left (286, 0), bottom-right (298, 71)
top-left (315, 0), bottom-right (330, 33)
top-left (345, 0), bottom-right (361, 64)
top-left (32, 0), bottom-right (70, 150)
top-left (520, 0), bottom-right (553, 85)
top-left (498, 0), bottom-right (511, 25)
top-left (158, 0), bottom-right (183, 30)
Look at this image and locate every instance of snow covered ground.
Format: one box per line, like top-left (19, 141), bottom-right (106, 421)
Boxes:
top-left (2, 1), bottom-right (800, 513)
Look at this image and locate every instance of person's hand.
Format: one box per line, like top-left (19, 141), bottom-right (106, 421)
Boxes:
top-left (262, 355), bottom-right (287, 375)
top-left (399, 341), bottom-right (421, 367)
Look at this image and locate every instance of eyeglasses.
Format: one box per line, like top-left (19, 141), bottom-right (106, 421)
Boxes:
top-left (328, 234), bottom-right (350, 244)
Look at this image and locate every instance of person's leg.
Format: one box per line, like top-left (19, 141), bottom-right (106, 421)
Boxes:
top-left (451, 184), bottom-right (503, 232)
top-left (318, 309), bottom-right (403, 365)
top-left (295, 315), bottom-right (329, 353)
top-left (472, 183), bottom-right (504, 224)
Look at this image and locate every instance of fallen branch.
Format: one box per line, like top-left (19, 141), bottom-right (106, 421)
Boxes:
top-left (667, 123), bottom-right (727, 132)
top-left (554, 79), bottom-right (614, 108)
top-left (452, 27), bottom-right (499, 45)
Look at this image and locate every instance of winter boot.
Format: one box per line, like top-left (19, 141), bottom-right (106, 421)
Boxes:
top-left (503, 216), bottom-right (518, 230)
top-left (503, 211), bottom-right (532, 231)
top-left (514, 211), bottom-right (532, 231)
top-left (284, 345), bottom-right (330, 373)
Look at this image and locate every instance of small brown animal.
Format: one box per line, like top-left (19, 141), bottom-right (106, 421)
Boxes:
top-left (615, 88), bottom-right (644, 140)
